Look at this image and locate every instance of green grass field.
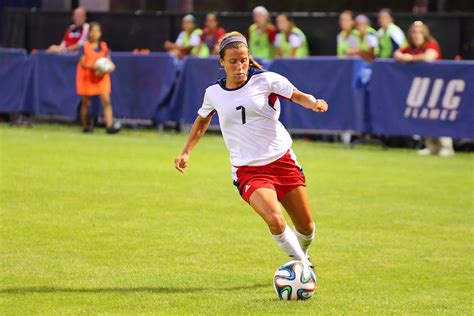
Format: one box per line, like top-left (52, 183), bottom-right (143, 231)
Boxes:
top-left (0, 124), bottom-right (472, 315)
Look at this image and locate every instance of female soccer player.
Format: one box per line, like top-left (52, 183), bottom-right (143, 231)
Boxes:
top-left (174, 32), bottom-right (328, 269)
top-left (76, 22), bottom-right (120, 134)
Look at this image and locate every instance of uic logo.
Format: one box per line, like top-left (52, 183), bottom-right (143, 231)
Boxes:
top-left (404, 77), bottom-right (465, 121)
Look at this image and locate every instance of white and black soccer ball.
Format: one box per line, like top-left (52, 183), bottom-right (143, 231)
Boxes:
top-left (94, 57), bottom-right (114, 73)
top-left (273, 260), bottom-right (317, 300)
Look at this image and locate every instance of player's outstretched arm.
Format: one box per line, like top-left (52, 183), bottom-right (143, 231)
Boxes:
top-left (174, 115), bottom-right (212, 173)
top-left (291, 89), bottom-right (328, 113)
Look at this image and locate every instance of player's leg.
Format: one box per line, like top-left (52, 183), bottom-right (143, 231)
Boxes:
top-left (280, 186), bottom-right (315, 257)
top-left (249, 188), bottom-right (311, 266)
top-left (80, 95), bottom-right (91, 130)
top-left (99, 93), bottom-right (113, 129)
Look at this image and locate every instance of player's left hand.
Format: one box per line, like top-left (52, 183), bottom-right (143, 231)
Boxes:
top-left (174, 153), bottom-right (189, 173)
top-left (313, 99), bottom-right (328, 112)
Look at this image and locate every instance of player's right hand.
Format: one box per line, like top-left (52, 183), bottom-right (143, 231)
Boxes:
top-left (174, 154), bottom-right (189, 173)
top-left (314, 99), bottom-right (328, 112)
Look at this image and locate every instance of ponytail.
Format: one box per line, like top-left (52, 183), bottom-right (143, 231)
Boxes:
top-left (249, 56), bottom-right (264, 70)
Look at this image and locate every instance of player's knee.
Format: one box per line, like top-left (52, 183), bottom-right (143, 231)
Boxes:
top-left (101, 102), bottom-right (111, 109)
top-left (266, 212), bottom-right (286, 234)
top-left (297, 221), bottom-right (315, 236)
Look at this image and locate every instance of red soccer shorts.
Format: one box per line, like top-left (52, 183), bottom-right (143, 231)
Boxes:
top-left (232, 149), bottom-right (306, 203)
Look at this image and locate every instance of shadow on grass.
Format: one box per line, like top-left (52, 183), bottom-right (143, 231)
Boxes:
top-left (0, 284), bottom-right (268, 294)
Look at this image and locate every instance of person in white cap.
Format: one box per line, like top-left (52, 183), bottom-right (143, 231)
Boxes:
top-left (248, 6), bottom-right (277, 60)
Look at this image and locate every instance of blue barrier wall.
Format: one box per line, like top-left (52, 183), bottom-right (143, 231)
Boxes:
top-left (17, 51), bottom-right (177, 119)
top-left (0, 48), bottom-right (28, 113)
top-left (269, 57), bottom-right (368, 132)
top-left (0, 48), bottom-right (473, 138)
top-left (165, 56), bottom-right (225, 126)
top-left (370, 60), bottom-right (474, 138)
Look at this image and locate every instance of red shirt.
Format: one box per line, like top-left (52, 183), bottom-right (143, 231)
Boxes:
top-left (62, 23), bottom-right (89, 48)
top-left (267, 25), bottom-right (277, 43)
top-left (203, 27), bottom-right (225, 52)
top-left (401, 40), bottom-right (442, 60)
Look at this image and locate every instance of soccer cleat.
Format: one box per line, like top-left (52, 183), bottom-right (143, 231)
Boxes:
top-left (82, 126), bottom-right (94, 133)
top-left (438, 148), bottom-right (454, 157)
top-left (106, 121), bottom-right (122, 134)
top-left (307, 257), bottom-right (315, 272)
top-left (417, 148), bottom-right (431, 156)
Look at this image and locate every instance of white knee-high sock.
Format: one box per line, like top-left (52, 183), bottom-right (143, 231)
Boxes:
top-left (294, 224), bottom-right (315, 257)
top-left (272, 225), bottom-right (311, 266)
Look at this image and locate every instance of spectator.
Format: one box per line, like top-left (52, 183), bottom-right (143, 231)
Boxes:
top-left (202, 13), bottom-right (225, 55)
top-left (48, 6), bottom-right (89, 53)
top-left (76, 22), bottom-right (120, 134)
top-left (377, 8), bottom-right (407, 58)
top-left (347, 15), bottom-right (379, 61)
top-left (274, 13), bottom-right (309, 58)
top-left (393, 21), bottom-right (441, 62)
top-left (394, 21), bottom-right (453, 157)
top-left (164, 14), bottom-right (209, 59)
top-left (337, 10), bottom-right (358, 57)
top-left (248, 6), bottom-right (277, 60)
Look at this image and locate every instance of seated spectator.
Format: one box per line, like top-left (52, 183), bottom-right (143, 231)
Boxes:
top-left (48, 6), bottom-right (89, 53)
top-left (393, 21), bottom-right (441, 62)
top-left (337, 10), bottom-right (358, 57)
top-left (202, 13), bottom-right (225, 55)
top-left (164, 14), bottom-right (209, 59)
top-left (347, 15), bottom-right (379, 61)
top-left (274, 13), bottom-right (309, 58)
top-left (394, 21), bottom-right (453, 157)
top-left (377, 8), bottom-right (407, 58)
top-left (248, 6), bottom-right (277, 60)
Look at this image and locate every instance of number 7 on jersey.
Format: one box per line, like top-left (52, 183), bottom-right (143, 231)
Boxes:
top-left (236, 105), bottom-right (246, 124)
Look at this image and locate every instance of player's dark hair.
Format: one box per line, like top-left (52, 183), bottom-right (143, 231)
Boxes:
top-left (87, 22), bottom-right (102, 47)
top-left (379, 8), bottom-right (393, 17)
top-left (278, 12), bottom-right (295, 24)
top-left (277, 12), bottom-right (296, 34)
top-left (340, 10), bottom-right (354, 19)
top-left (89, 22), bottom-right (101, 34)
top-left (217, 31), bottom-right (263, 70)
top-left (88, 22), bottom-right (103, 46)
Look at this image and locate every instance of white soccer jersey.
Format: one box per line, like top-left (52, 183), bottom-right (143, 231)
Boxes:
top-left (274, 33), bottom-right (304, 48)
top-left (198, 69), bottom-right (296, 167)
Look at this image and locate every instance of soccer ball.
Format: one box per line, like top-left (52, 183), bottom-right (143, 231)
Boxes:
top-left (94, 57), bottom-right (114, 73)
top-left (273, 260), bottom-right (317, 300)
